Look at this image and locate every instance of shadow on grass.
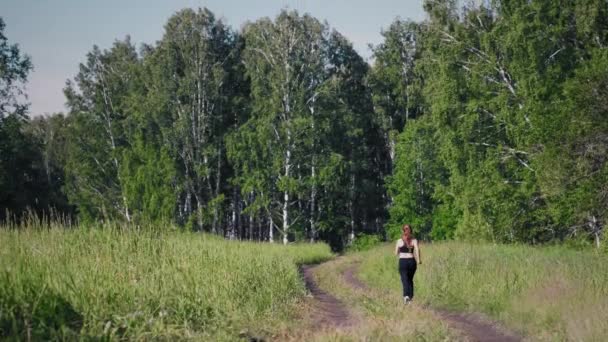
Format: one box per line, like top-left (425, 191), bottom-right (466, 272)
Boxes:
top-left (1, 288), bottom-right (83, 340)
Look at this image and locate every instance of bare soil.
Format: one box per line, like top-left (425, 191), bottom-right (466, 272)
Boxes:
top-left (300, 264), bottom-right (353, 328)
top-left (432, 309), bottom-right (522, 342)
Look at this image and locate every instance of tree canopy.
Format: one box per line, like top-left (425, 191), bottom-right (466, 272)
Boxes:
top-left (2, 1), bottom-right (608, 249)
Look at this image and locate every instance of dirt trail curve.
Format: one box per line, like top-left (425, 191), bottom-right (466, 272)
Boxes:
top-left (342, 264), bottom-right (522, 342)
top-left (300, 264), bottom-right (354, 328)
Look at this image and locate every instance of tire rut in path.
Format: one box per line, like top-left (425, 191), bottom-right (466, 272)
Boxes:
top-left (342, 264), bottom-right (522, 342)
top-left (300, 264), bottom-right (353, 328)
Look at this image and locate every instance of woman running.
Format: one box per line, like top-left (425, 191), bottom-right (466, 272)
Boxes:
top-left (395, 224), bottom-right (421, 304)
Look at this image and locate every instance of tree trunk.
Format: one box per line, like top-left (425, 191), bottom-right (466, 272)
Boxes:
top-left (282, 186), bottom-right (289, 245)
top-left (310, 164), bottom-right (317, 243)
top-left (237, 190), bottom-right (243, 239)
top-left (195, 192), bottom-right (203, 231)
top-left (281, 59), bottom-right (292, 246)
top-left (258, 216), bottom-right (263, 241)
top-left (269, 214), bottom-right (274, 243)
top-left (348, 173), bottom-right (356, 244)
top-left (389, 134), bottom-right (396, 170)
top-left (309, 102), bottom-right (317, 243)
top-left (249, 215), bottom-right (254, 241)
top-left (184, 191), bottom-right (192, 222)
top-left (591, 215), bottom-right (601, 249)
top-left (282, 132), bottom-right (291, 245)
top-left (97, 57), bottom-right (131, 223)
top-left (212, 147), bottom-right (222, 234)
top-left (230, 204), bottom-right (236, 240)
top-left (228, 188), bottom-right (239, 240)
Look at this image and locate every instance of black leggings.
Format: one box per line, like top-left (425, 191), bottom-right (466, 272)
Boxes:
top-left (398, 258), bottom-right (417, 298)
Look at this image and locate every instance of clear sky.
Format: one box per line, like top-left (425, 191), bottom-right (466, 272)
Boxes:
top-left (1, 0), bottom-right (425, 116)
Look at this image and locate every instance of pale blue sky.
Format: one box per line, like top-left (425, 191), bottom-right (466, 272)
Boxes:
top-left (1, 0), bottom-right (425, 115)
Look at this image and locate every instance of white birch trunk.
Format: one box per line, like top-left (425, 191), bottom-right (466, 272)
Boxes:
top-left (184, 191), bottom-right (192, 219)
top-left (310, 165), bottom-right (317, 243)
top-left (212, 148), bottom-right (222, 234)
top-left (230, 201), bottom-right (236, 240)
top-left (389, 134), bottom-right (396, 166)
top-left (195, 193), bottom-right (203, 231)
top-left (591, 215), bottom-right (601, 249)
top-left (268, 215), bottom-right (274, 243)
top-left (309, 103), bottom-right (317, 243)
top-left (249, 215), bottom-right (254, 241)
top-left (283, 145), bottom-right (291, 245)
top-left (282, 59), bottom-right (292, 245)
top-left (282, 127), bottom-right (291, 245)
top-left (97, 61), bottom-right (131, 223)
top-left (348, 173), bottom-right (356, 244)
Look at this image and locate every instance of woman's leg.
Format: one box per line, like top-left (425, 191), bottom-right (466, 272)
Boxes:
top-left (398, 259), bottom-right (408, 297)
top-left (406, 259), bottom-right (417, 298)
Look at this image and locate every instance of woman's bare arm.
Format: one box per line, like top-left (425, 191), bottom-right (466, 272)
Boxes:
top-left (415, 240), bottom-right (422, 264)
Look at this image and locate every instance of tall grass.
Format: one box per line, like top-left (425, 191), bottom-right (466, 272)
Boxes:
top-left (358, 242), bottom-right (608, 341)
top-left (0, 225), bottom-right (332, 340)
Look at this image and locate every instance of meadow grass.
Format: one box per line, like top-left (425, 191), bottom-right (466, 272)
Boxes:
top-left (358, 242), bottom-right (608, 341)
top-left (0, 225), bottom-right (333, 340)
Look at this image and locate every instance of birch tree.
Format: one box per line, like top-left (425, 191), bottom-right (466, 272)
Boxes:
top-left (149, 8), bottom-right (237, 230)
top-left (369, 19), bottom-right (424, 175)
top-left (242, 11), bottom-right (330, 244)
top-left (64, 39), bottom-right (138, 222)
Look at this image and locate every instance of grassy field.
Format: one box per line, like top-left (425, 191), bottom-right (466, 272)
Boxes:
top-left (358, 242), bottom-right (608, 341)
top-left (4, 225), bottom-right (607, 341)
top-left (0, 225), bottom-right (332, 340)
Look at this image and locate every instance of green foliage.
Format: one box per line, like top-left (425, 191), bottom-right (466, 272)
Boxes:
top-left (63, 38), bottom-right (140, 222)
top-left (233, 10), bottom-right (385, 246)
top-left (346, 234), bottom-right (382, 252)
top-left (0, 17), bottom-right (32, 118)
top-left (148, 8), bottom-right (241, 230)
top-left (3, 2), bottom-right (608, 247)
top-left (0, 18), bottom-right (70, 222)
top-left (0, 116), bottom-right (43, 218)
top-left (120, 136), bottom-right (177, 224)
top-left (369, 19), bottom-right (424, 134)
top-left (385, 0), bottom-right (608, 245)
top-left (386, 118), bottom-right (439, 240)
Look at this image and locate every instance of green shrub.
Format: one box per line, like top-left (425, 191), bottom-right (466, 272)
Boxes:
top-left (347, 234), bottom-right (382, 252)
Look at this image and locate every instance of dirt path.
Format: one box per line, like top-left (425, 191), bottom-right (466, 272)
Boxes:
top-left (431, 309), bottom-right (521, 342)
top-left (341, 264), bottom-right (522, 342)
top-left (342, 266), bottom-right (368, 291)
top-left (300, 264), bottom-right (353, 328)
top-left (298, 261), bottom-right (523, 341)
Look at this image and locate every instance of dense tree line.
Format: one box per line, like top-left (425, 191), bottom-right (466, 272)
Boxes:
top-left (385, 0), bottom-right (608, 247)
top-left (1, 0), bottom-right (607, 249)
top-left (0, 18), bottom-right (73, 223)
top-left (0, 10), bottom-right (388, 249)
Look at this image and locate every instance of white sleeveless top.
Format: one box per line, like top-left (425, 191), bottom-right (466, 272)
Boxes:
top-left (396, 238), bottom-right (416, 258)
